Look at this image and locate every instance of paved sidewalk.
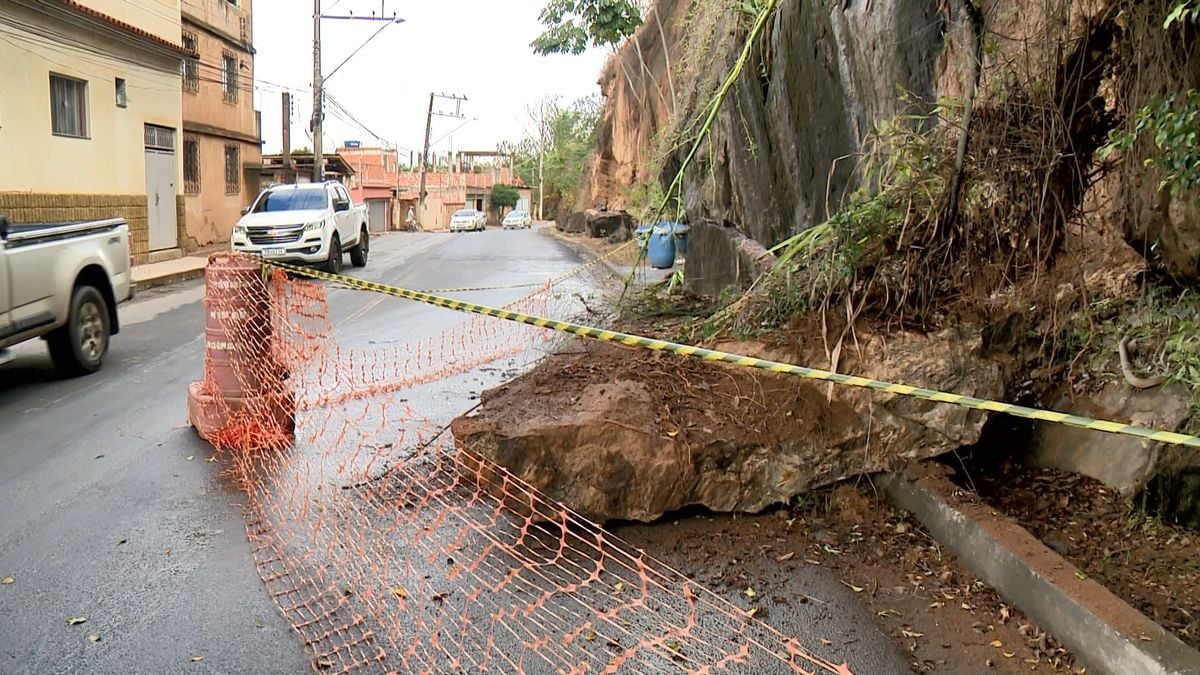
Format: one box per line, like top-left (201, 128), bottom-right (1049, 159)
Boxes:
top-left (132, 255), bottom-right (208, 291)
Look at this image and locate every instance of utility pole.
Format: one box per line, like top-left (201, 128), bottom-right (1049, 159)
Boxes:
top-left (281, 91), bottom-right (292, 174)
top-left (537, 107), bottom-right (547, 221)
top-left (416, 92), bottom-right (467, 226)
top-left (417, 93), bottom-right (434, 217)
top-left (311, 2), bottom-right (404, 184)
top-left (311, 0), bottom-right (323, 182)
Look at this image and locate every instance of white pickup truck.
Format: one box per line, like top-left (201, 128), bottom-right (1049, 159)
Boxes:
top-left (232, 181), bottom-right (370, 273)
top-left (0, 214), bottom-right (133, 375)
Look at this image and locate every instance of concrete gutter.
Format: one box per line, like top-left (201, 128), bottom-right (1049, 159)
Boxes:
top-left (878, 472), bottom-right (1200, 675)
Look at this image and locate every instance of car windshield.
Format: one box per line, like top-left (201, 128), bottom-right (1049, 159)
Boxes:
top-left (454, 210), bottom-right (475, 217)
top-left (507, 212), bottom-right (523, 218)
top-left (253, 189), bottom-right (328, 213)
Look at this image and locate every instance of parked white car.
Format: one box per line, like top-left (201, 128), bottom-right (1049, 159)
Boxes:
top-left (232, 181), bottom-right (370, 273)
top-left (502, 210), bottom-right (533, 229)
top-left (0, 214), bottom-right (133, 375)
top-left (449, 209), bottom-right (486, 232)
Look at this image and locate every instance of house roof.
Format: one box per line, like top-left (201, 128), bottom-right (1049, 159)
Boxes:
top-left (336, 147), bottom-right (526, 191)
top-left (58, 0), bottom-right (187, 54)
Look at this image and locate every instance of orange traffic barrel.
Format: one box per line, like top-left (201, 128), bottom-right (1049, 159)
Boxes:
top-left (203, 253), bottom-right (270, 399)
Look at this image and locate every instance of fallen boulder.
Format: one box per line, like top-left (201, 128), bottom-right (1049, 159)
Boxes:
top-left (1029, 382), bottom-right (1200, 527)
top-left (452, 329), bottom-right (1006, 523)
top-left (585, 210), bottom-right (633, 239)
top-left (557, 211), bottom-right (588, 234)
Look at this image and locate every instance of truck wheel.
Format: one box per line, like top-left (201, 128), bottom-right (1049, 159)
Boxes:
top-left (324, 233), bottom-right (342, 274)
top-left (48, 285), bottom-right (110, 376)
top-left (350, 226), bottom-right (369, 267)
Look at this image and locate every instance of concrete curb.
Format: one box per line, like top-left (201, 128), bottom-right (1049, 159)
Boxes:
top-left (132, 266), bottom-right (206, 293)
top-left (878, 473), bottom-right (1200, 675)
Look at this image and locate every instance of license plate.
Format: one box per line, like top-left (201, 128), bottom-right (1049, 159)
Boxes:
top-left (262, 248), bottom-right (286, 257)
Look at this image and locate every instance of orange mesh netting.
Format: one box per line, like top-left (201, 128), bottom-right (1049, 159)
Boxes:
top-left (192, 253), bottom-right (850, 674)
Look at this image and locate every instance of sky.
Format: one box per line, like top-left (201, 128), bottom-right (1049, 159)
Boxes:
top-left (252, 0), bottom-right (611, 161)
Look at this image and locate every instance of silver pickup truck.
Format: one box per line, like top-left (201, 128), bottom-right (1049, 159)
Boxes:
top-left (0, 214), bottom-right (133, 375)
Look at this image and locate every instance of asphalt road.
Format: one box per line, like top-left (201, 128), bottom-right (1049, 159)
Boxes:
top-left (0, 228), bottom-right (907, 674)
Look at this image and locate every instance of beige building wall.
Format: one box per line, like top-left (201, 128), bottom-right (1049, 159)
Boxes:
top-left (0, 11), bottom-right (182, 194)
top-left (182, 0), bottom-right (251, 46)
top-left (0, 2), bottom-right (184, 261)
top-left (181, 0), bottom-right (260, 249)
top-left (79, 0), bottom-right (181, 43)
top-left (184, 134), bottom-right (260, 247)
top-left (418, 189), bottom-right (466, 231)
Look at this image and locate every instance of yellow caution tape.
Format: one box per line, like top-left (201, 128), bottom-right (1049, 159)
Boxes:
top-left (421, 281), bottom-right (544, 294)
top-left (263, 258), bottom-right (1200, 449)
top-left (551, 238), bottom-right (637, 285)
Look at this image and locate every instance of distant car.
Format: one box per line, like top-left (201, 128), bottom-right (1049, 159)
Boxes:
top-left (502, 210), bottom-right (533, 229)
top-left (450, 209), bottom-right (486, 232)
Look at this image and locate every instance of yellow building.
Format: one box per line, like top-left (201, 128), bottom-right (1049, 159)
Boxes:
top-left (180, 0), bottom-right (261, 250)
top-left (0, 0), bottom-right (186, 263)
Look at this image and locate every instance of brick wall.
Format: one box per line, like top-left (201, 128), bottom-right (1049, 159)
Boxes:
top-left (0, 192), bottom-right (188, 264)
top-left (177, 195), bottom-right (188, 254)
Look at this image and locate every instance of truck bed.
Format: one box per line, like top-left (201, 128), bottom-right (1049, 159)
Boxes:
top-left (5, 219), bottom-right (127, 249)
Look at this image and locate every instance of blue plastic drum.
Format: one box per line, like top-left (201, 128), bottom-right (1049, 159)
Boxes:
top-left (635, 224), bottom-right (653, 248)
top-left (671, 222), bottom-right (690, 255)
top-left (648, 225), bottom-right (676, 269)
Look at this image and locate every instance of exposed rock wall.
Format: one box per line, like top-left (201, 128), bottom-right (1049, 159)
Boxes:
top-left (586, 0), bottom-right (946, 290)
top-left (683, 0), bottom-right (945, 251)
top-left (583, 0), bottom-right (691, 211)
top-left (586, 0), bottom-right (1199, 290)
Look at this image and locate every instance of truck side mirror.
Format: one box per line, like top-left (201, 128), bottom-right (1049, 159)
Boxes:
top-left (241, 206), bottom-right (251, 216)
top-left (0, 214), bottom-right (8, 240)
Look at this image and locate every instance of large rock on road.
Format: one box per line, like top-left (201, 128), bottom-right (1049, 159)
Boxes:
top-left (452, 331), bottom-right (1006, 523)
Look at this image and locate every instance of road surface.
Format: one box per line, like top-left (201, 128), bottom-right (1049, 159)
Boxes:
top-left (0, 228), bottom-right (908, 673)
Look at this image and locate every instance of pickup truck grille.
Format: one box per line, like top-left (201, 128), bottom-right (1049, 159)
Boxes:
top-left (247, 226), bottom-right (303, 246)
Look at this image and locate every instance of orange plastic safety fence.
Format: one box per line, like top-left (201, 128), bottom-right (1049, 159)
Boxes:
top-left (193, 253), bottom-right (851, 675)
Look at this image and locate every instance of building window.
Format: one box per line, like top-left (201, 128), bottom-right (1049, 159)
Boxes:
top-left (222, 51), bottom-right (238, 103)
top-left (225, 144), bottom-right (240, 194)
top-left (181, 30), bottom-right (199, 93)
top-left (144, 124), bottom-right (175, 151)
top-left (50, 74), bottom-right (88, 138)
top-left (115, 78), bottom-right (128, 108)
top-left (184, 136), bottom-right (201, 194)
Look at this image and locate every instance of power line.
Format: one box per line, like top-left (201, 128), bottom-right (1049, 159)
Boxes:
top-left (324, 90), bottom-right (410, 152)
top-left (0, 21), bottom-right (261, 96)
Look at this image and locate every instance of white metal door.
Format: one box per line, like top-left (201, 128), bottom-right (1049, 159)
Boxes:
top-left (368, 200), bottom-right (386, 232)
top-left (144, 124), bottom-right (178, 252)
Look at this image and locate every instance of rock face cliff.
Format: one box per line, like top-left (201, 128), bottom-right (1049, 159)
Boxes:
top-left (586, 0), bottom-right (947, 284)
top-left (584, 0), bottom-right (1200, 290)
